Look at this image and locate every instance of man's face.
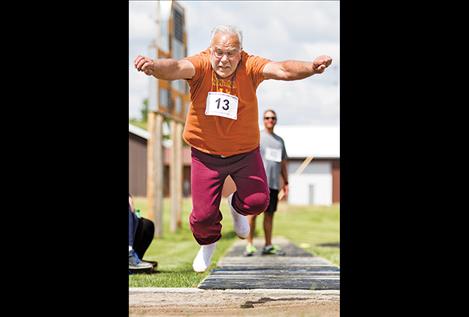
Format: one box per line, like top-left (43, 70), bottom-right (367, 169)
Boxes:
top-left (263, 111), bottom-right (277, 129)
top-left (209, 32), bottom-right (242, 78)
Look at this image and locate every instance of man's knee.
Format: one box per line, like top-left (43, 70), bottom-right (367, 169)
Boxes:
top-left (243, 191), bottom-right (270, 214)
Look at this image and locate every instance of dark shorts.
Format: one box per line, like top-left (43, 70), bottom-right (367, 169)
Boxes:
top-left (265, 188), bottom-right (279, 213)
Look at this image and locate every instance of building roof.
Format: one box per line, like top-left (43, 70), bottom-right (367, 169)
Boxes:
top-left (129, 123), bottom-right (191, 165)
top-left (129, 123), bottom-right (173, 147)
top-left (270, 125), bottom-right (340, 158)
top-left (129, 123), bottom-right (150, 140)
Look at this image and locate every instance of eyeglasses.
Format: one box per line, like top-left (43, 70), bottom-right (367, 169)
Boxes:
top-left (264, 116), bottom-right (277, 120)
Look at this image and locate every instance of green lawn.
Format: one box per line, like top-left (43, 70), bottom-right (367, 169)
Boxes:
top-left (273, 202), bottom-right (340, 266)
top-left (129, 197), bottom-right (339, 287)
top-left (129, 119), bottom-right (147, 130)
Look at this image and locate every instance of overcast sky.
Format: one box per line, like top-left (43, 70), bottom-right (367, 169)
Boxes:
top-left (129, 1), bottom-right (339, 127)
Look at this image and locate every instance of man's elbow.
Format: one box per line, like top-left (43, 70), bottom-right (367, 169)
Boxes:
top-left (275, 69), bottom-right (311, 81)
top-left (267, 70), bottom-right (294, 81)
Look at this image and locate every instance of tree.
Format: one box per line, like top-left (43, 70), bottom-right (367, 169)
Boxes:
top-left (140, 98), bottom-right (149, 123)
top-left (129, 98), bottom-right (149, 130)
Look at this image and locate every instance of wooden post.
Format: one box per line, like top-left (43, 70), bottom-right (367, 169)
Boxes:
top-left (147, 112), bottom-right (164, 238)
top-left (169, 120), bottom-right (177, 232)
top-left (175, 122), bottom-right (183, 228)
top-left (170, 120), bottom-right (184, 231)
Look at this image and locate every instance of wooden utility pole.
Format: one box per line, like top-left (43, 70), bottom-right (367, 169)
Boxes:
top-left (175, 122), bottom-right (183, 228)
top-left (146, 1), bottom-right (164, 238)
top-left (146, 0), bottom-right (188, 236)
top-left (147, 112), bottom-right (164, 238)
top-left (170, 120), bottom-right (183, 231)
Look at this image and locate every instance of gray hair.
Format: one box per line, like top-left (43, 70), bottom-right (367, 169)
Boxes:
top-left (210, 25), bottom-right (243, 49)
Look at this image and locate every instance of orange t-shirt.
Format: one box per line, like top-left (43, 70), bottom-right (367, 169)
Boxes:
top-left (183, 49), bottom-right (271, 157)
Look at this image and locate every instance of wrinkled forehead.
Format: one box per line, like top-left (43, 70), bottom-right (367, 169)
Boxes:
top-left (210, 32), bottom-right (241, 50)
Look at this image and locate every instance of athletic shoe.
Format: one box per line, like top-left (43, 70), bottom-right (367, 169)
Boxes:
top-left (129, 249), bottom-right (154, 270)
top-left (243, 244), bottom-right (257, 256)
top-left (262, 245), bottom-right (286, 256)
top-left (142, 259), bottom-right (158, 270)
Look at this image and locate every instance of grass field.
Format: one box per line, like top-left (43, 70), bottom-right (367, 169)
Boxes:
top-left (129, 197), bottom-right (339, 287)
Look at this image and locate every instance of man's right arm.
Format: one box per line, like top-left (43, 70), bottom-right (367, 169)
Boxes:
top-left (134, 55), bottom-right (195, 80)
top-left (262, 55), bottom-right (332, 81)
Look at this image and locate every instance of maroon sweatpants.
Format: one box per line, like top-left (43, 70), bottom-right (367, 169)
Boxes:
top-left (190, 147), bottom-right (270, 245)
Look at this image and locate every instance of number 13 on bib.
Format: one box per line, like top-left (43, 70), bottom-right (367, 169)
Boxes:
top-left (205, 92), bottom-right (239, 120)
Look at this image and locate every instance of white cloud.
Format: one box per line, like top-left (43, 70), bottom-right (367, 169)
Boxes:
top-left (129, 66), bottom-right (150, 119)
top-left (301, 42), bottom-right (339, 60)
top-left (129, 2), bottom-right (157, 41)
top-left (129, 2), bottom-right (158, 119)
top-left (257, 79), bottom-right (340, 127)
top-left (129, 0), bottom-right (340, 124)
top-left (180, 1), bottom-right (339, 55)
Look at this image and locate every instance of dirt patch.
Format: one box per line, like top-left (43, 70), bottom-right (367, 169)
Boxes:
top-left (129, 288), bottom-right (339, 317)
top-left (130, 302), bottom-right (338, 317)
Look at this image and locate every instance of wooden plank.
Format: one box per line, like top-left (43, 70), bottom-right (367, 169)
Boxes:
top-left (202, 276), bottom-right (340, 281)
top-left (212, 275), bottom-right (338, 283)
top-left (175, 122), bottom-right (183, 228)
top-left (202, 278), bottom-right (340, 284)
top-left (215, 267), bottom-right (337, 273)
top-left (217, 256), bottom-right (331, 262)
top-left (169, 120), bottom-right (177, 232)
top-left (199, 279), bottom-right (340, 290)
top-left (219, 264), bottom-right (331, 268)
top-left (170, 121), bottom-right (184, 232)
top-left (211, 267), bottom-right (340, 273)
top-left (200, 278), bottom-right (340, 285)
top-left (168, 121), bottom-right (176, 231)
top-left (225, 243), bottom-right (313, 257)
top-left (217, 257), bottom-right (333, 266)
top-left (211, 270), bottom-right (339, 275)
top-left (147, 112), bottom-right (164, 238)
top-left (198, 238), bottom-right (340, 290)
top-left (169, 120), bottom-right (183, 232)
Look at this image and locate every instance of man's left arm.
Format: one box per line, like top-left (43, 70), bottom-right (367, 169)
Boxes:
top-left (281, 160), bottom-right (289, 196)
top-left (263, 55), bottom-right (332, 81)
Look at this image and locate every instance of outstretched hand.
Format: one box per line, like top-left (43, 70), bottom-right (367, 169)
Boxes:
top-left (313, 55), bottom-right (332, 74)
top-left (134, 55), bottom-right (155, 76)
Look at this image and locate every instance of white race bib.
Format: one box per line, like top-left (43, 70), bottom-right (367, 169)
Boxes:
top-left (265, 147), bottom-right (282, 162)
top-left (205, 92), bottom-right (238, 120)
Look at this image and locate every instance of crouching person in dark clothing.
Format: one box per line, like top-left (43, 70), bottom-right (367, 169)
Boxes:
top-left (129, 194), bottom-right (157, 273)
